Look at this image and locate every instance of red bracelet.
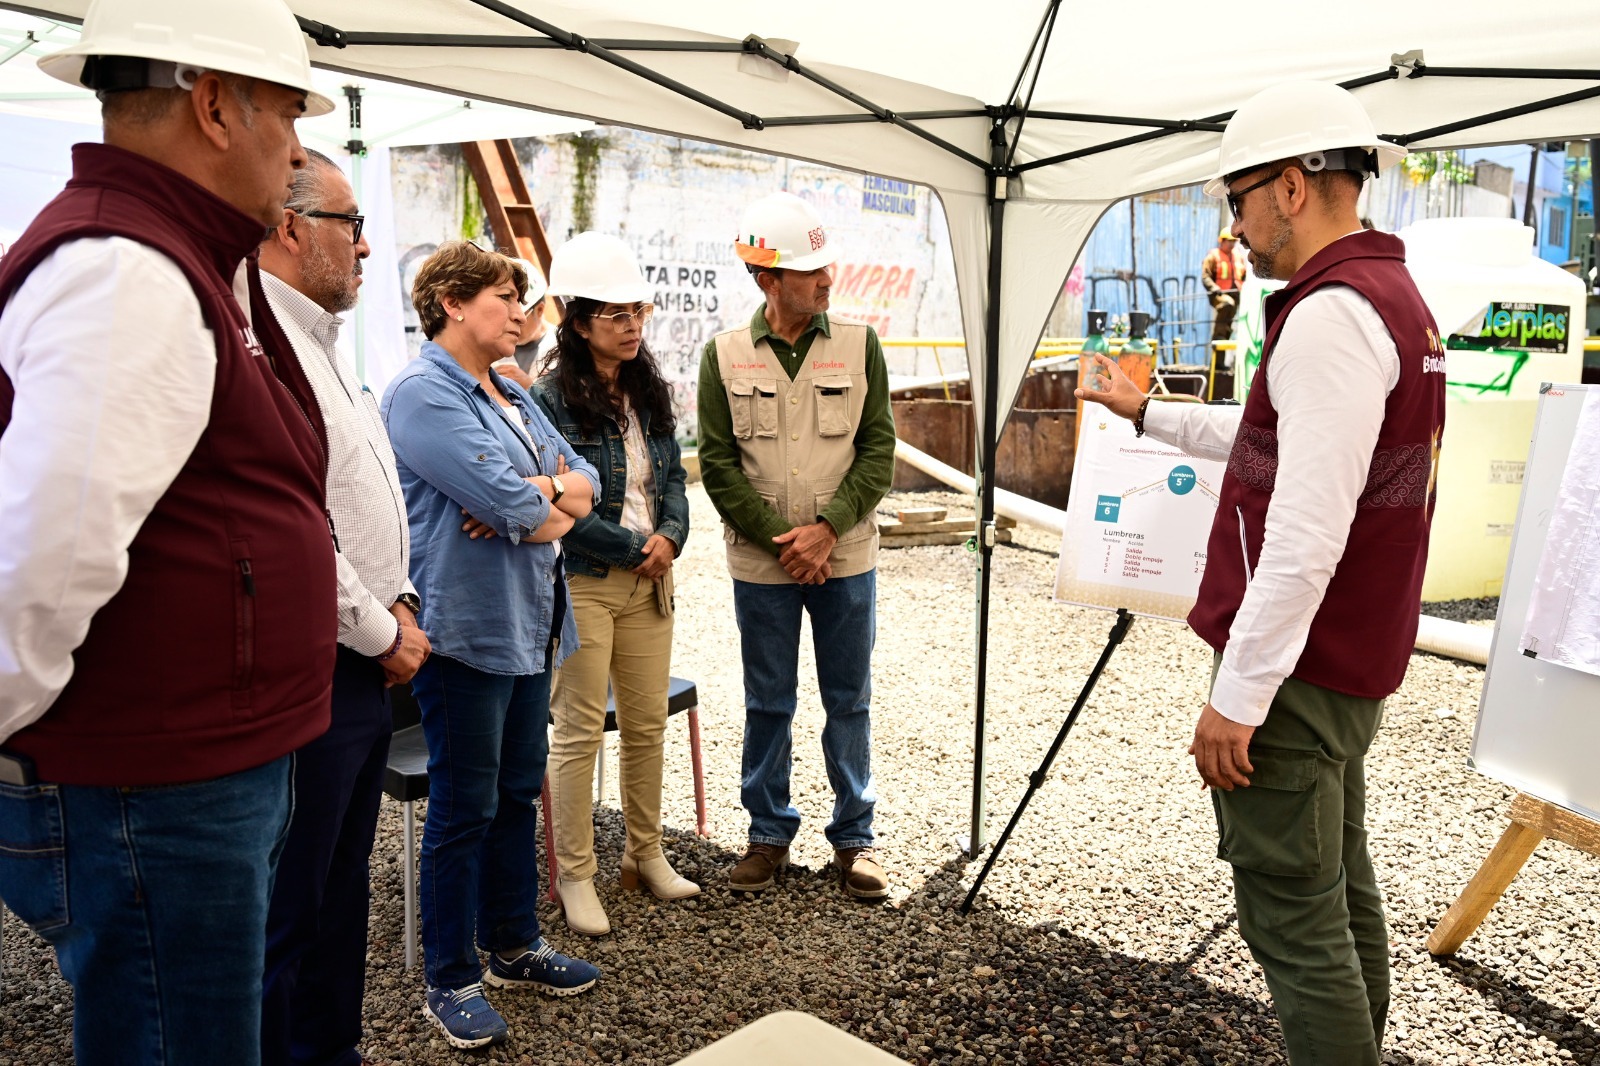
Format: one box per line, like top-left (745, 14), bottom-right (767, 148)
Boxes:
top-left (375, 626), bottom-right (405, 662)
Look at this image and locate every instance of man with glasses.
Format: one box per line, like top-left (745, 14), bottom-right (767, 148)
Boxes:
top-left (1078, 82), bottom-right (1445, 1066)
top-left (698, 190), bottom-right (897, 900)
top-left (257, 148), bottom-right (427, 1066)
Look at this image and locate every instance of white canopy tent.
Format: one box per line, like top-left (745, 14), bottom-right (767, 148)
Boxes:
top-left (0, 9), bottom-right (591, 388)
top-left (4, 0), bottom-right (1597, 849)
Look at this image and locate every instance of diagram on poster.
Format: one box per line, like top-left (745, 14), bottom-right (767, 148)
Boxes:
top-left (1054, 413), bottom-right (1227, 622)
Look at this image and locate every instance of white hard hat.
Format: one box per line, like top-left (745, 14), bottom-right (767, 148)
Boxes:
top-left (545, 232), bottom-right (651, 304)
top-left (39, 0), bottom-right (334, 117)
top-left (1203, 81), bottom-right (1405, 198)
top-left (509, 258), bottom-right (548, 311)
top-left (734, 191), bottom-right (837, 273)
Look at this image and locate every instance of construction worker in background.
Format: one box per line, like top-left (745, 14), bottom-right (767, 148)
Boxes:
top-left (698, 191), bottom-right (897, 900)
top-left (1202, 227), bottom-right (1245, 346)
top-left (0, 0), bottom-right (336, 1061)
top-left (1078, 80), bottom-right (1445, 1065)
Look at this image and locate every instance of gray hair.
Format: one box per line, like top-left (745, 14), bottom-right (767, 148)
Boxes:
top-left (285, 148), bottom-right (341, 216)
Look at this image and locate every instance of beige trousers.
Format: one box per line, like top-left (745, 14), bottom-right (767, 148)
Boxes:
top-left (549, 567), bottom-right (674, 880)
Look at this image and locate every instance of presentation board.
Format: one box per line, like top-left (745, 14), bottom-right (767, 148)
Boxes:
top-left (1054, 411), bottom-right (1227, 622)
top-left (1472, 383), bottom-right (1600, 823)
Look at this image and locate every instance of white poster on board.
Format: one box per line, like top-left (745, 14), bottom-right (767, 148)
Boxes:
top-left (1054, 412), bottom-right (1227, 622)
top-left (1520, 387), bottom-right (1600, 676)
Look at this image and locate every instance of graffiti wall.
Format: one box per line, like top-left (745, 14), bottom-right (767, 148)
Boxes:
top-left (388, 129), bottom-right (963, 440)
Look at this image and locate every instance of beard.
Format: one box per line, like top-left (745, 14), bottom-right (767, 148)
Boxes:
top-left (1244, 201), bottom-right (1295, 282)
top-left (303, 239), bottom-right (360, 314)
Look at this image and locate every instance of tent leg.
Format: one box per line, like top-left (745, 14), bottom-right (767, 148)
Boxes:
top-left (965, 125), bottom-right (1010, 859)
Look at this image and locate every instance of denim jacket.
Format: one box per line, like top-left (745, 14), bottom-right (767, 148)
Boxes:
top-left (531, 376), bottom-right (690, 579)
top-left (382, 343), bottom-right (600, 675)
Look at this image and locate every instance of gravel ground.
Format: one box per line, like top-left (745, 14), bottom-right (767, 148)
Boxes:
top-left (4, 483), bottom-right (1597, 1065)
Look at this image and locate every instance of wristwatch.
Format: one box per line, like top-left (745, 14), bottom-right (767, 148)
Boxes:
top-left (395, 592), bottom-right (422, 618)
top-left (550, 476), bottom-right (566, 504)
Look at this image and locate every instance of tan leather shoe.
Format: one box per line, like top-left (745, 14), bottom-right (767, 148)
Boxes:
top-left (556, 875), bottom-right (610, 936)
top-left (834, 846), bottom-right (889, 900)
top-left (727, 843), bottom-right (789, 892)
top-left (620, 851), bottom-right (701, 900)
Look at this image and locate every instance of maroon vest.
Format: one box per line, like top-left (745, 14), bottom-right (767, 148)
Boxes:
top-left (1188, 230), bottom-right (1446, 700)
top-left (0, 143), bottom-right (336, 785)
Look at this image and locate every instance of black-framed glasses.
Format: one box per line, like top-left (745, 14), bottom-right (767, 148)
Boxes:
top-left (590, 304), bottom-right (655, 331)
top-left (1224, 167), bottom-right (1286, 220)
top-left (300, 209), bottom-right (365, 244)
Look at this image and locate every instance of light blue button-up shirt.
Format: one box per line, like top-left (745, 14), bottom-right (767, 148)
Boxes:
top-left (382, 341), bottom-right (600, 676)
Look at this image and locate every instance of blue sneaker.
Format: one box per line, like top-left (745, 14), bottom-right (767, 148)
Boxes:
top-left (423, 983), bottom-right (507, 1049)
top-left (484, 937), bottom-right (600, 996)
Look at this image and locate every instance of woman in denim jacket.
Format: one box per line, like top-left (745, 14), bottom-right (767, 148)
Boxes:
top-left (532, 233), bottom-right (694, 937)
top-left (383, 243), bottom-right (602, 1048)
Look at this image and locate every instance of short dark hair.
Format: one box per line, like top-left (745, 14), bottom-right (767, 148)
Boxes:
top-left (411, 241), bottom-right (528, 340)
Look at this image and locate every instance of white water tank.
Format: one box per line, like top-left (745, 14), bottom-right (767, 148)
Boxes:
top-left (1399, 218), bottom-right (1585, 600)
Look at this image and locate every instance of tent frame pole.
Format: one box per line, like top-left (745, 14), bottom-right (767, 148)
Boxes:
top-left (965, 120), bottom-right (1009, 858)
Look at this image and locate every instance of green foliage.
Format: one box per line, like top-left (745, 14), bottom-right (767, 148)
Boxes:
top-left (568, 132), bottom-right (608, 234)
top-left (1400, 150), bottom-right (1473, 186)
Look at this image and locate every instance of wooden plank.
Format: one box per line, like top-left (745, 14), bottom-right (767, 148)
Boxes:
top-left (896, 507), bottom-right (947, 524)
top-left (1427, 814), bottom-right (1544, 956)
top-left (1511, 793), bottom-right (1600, 857)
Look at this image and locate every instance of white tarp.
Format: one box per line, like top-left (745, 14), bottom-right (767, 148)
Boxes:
top-left (5, 0), bottom-right (1599, 444)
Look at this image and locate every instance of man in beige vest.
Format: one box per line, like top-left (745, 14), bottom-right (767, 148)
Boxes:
top-left (696, 191), bottom-right (897, 899)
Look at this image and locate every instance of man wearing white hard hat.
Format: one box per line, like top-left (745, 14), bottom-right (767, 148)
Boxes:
top-left (0, 0), bottom-right (336, 1060)
top-left (1078, 82), bottom-right (1445, 1065)
top-left (698, 191), bottom-right (897, 900)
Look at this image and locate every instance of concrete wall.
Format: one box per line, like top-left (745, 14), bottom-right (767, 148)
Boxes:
top-left (388, 129), bottom-right (964, 440)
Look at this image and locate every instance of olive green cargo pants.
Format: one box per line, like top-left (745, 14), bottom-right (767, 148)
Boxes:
top-left (1210, 668), bottom-right (1388, 1066)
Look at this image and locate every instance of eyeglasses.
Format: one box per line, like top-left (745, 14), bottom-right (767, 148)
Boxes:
top-left (590, 304), bottom-right (654, 331)
top-left (300, 209), bottom-right (365, 244)
top-left (1224, 167), bottom-right (1286, 220)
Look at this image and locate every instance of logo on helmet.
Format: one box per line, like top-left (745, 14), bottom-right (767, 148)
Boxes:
top-left (808, 227), bottom-right (826, 251)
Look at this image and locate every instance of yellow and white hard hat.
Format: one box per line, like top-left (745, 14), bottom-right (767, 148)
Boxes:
top-left (734, 191), bottom-right (837, 272)
top-left (39, 0), bottom-right (334, 116)
top-left (545, 232), bottom-right (651, 305)
top-left (1218, 228), bottom-right (1238, 241)
top-left (1204, 81), bottom-right (1405, 198)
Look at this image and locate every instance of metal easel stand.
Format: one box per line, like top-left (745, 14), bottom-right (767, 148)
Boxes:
top-left (960, 608), bottom-right (1135, 913)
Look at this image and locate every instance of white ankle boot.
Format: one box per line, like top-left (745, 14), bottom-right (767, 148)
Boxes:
top-left (620, 852), bottom-right (701, 900)
top-left (556, 875), bottom-right (610, 936)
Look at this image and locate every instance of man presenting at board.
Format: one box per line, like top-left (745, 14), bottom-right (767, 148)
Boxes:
top-left (1078, 81), bottom-right (1445, 1066)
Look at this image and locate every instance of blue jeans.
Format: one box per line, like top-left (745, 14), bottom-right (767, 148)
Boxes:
top-left (412, 651), bottom-right (551, 991)
top-left (0, 756), bottom-right (292, 1065)
top-left (733, 571), bottom-right (877, 850)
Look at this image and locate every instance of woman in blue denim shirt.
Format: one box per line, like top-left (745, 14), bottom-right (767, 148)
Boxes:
top-left (531, 233), bottom-right (695, 937)
top-left (381, 242), bottom-right (601, 1050)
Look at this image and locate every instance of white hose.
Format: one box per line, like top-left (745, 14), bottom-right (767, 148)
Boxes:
top-left (894, 438), bottom-right (1491, 666)
top-left (1413, 613), bottom-right (1492, 666)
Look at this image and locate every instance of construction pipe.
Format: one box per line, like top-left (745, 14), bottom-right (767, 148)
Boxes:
top-left (894, 438), bottom-right (1066, 533)
top-left (893, 438), bottom-right (1491, 667)
top-left (1413, 613), bottom-right (1492, 666)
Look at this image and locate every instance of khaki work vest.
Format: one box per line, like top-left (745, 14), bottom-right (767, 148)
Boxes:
top-left (714, 316), bottom-right (879, 583)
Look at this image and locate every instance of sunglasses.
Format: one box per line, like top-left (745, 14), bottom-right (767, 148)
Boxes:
top-left (590, 304), bottom-right (654, 331)
top-left (300, 209), bottom-right (365, 244)
top-left (1224, 168), bottom-right (1286, 220)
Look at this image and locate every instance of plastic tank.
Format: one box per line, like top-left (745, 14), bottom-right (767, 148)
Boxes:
top-left (1400, 218), bottom-right (1585, 600)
